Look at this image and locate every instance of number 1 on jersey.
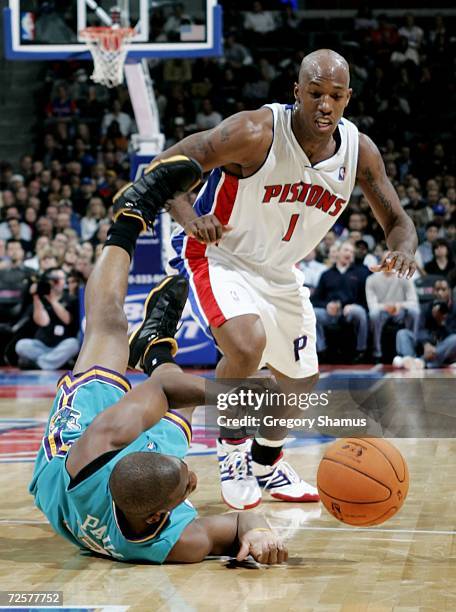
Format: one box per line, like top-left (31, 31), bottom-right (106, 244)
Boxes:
top-left (282, 213), bottom-right (300, 242)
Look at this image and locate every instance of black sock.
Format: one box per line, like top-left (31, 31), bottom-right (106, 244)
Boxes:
top-left (251, 439), bottom-right (283, 465)
top-left (104, 217), bottom-right (143, 260)
top-left (143, 343), bottom-right (176, 376)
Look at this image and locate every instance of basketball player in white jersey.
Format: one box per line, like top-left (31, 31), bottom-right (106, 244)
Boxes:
top-left (117, 49), bottom-right (417, 510)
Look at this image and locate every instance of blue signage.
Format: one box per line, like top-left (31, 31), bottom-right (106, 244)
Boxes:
top-left (80, 282), bottom-right (217, 368)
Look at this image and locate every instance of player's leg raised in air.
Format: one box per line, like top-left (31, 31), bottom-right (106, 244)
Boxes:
top-left (30, 157), bottom-right (287, 565)
top-left (73, 154), bottom-right (203, 376)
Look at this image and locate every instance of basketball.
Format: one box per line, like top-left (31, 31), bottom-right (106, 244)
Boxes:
top-left (317, 438), bottom-right (409, 526)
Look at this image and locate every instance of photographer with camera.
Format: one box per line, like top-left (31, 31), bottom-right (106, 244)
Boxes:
top-left (394, 279), bottom-right (456, 369)
top-left (15, 268), bottom-right (80, 370)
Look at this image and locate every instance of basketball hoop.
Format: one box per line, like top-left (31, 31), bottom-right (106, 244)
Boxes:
top-left (80, 26), bottom-right (135, 88)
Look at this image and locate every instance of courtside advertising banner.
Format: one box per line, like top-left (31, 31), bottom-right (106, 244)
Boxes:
top-left (79, 279), bottom-right (218, 367)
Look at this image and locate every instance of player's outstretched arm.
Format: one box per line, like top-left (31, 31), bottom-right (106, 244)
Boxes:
top-left (356, 133), bottom-right (418, 278)
top-left (166, 513), bottom-right (288, 565)
top-left (66, 368), bottom-right (206, 478)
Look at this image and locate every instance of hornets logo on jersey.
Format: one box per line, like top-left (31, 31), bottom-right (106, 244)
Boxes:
top-left (49, 402), bottom-right (82, 434)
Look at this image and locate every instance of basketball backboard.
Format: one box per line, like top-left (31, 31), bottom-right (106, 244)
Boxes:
top-left (4, 0), bottom-right (222, 60)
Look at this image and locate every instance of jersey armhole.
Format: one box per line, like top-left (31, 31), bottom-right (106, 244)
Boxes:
top-left (68, 449), bottom-right (121, 489)
top-left (221, 105), bottom-right (275, 181)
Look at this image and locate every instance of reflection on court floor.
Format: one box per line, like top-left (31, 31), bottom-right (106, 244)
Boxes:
top-left (0, 366), bottom-right (455, 611)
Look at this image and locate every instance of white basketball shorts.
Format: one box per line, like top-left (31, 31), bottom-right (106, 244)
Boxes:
top-left (172, 247), bottom-right (318, 379)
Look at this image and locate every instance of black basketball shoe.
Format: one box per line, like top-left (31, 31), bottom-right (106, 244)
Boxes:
top-left (112, 155), bottom-right (202, 232)
top-left (128, 275), bottom-right (189, 371)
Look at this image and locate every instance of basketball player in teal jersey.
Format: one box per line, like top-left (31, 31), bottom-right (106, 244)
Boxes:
top-left (29, 156), bottom-right (288, 565)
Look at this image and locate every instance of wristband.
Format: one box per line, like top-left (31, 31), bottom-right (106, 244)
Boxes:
top-left (250, 527), bottom-right (272, 533)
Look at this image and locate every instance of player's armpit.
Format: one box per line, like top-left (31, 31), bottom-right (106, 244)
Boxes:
top-left (153, 108), bottom-right (273, 173)
top-left (67, 370), bottom-right (207, 478)
top-left (66, 379), bottom-right (170, 479)
top-left (166, 515), bottom-right (238, 563)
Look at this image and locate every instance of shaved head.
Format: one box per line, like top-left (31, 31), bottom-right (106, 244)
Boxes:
top-left (292, 48), bottom-right (352, 142)
top-left (298, 49), bottom-right (350, 87)
top-left (110, 452), bottom-right (184, 517)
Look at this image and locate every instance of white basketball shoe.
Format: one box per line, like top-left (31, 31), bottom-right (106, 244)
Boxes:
top-left (254, 452), bottom-right (320, 502)
top-left (217, 439), bottom-right (262, 510)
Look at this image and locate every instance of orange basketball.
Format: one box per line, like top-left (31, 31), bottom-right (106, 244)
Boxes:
top-left (317, 438), bottom-right (409, 526)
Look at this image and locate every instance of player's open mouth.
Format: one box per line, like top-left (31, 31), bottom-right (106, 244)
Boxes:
top-left (315, 118), bottom-right (332, 130)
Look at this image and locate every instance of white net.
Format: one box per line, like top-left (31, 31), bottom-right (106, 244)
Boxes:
top-left (80, 27), bottom-right (135, 88)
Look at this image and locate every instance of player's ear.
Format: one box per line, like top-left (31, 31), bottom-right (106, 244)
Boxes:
top-left (345, 88), bottom-right (353, 108)
top-left (293, 82), bottom-right (300, 102)
top-left (145, 511), bottom-right (163, 524)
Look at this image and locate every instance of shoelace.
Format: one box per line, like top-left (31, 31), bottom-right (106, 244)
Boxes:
top-left (220, 450), bottom-right (252, 480)
top-left (261, 460), bottom-right (299, 489)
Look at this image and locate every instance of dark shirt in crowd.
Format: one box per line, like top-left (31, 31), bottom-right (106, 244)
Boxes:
top-left (311, 264), bottom-right (370, 309)
top-left (419, 300), bottom-right (456, 345)
top-left (35, 294), bottom-right (79, 347)
top-left (424, 259), bottom-right (454, 276)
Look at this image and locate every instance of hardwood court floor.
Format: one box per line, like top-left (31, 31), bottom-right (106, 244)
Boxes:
top-left (0, 369), bottom-right (455, 611)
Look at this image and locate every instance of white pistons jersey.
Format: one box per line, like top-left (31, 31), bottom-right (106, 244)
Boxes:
top-left (171, 103), bottom-right (359, 286)
top-left (169, 104), bottom-right (359, 374)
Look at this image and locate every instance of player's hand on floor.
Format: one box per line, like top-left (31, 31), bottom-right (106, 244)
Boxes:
top-left (369, 250), bottom-right (416, 279)
top-left (237, 529), bottom-right (288, 565)
top-left (184, 214), bottom-right (232, 244)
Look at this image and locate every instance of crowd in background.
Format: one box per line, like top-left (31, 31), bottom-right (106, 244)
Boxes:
top-left (0, 4), bottom-right (455, 369)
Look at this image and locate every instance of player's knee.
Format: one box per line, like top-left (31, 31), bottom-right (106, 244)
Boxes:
top-left (307, 371), bottom-right (320, 387)
top-left (283, 371), bottom-right (319, 394)
top-left (86, 300), bottom-right (128, 336)
top-left (226, 333), bottom-right (266, 371)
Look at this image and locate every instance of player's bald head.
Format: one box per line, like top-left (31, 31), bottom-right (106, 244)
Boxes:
top-left (110, 452), bottom-right (184, 517)
top-left (298, 49), bottom-right (350, 87)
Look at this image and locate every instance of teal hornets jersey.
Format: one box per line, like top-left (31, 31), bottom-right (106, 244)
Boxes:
top-left (29, 367), bottom-right (197, 563)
